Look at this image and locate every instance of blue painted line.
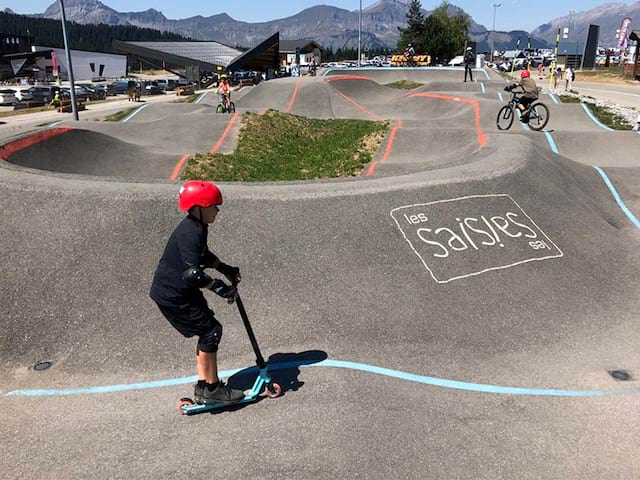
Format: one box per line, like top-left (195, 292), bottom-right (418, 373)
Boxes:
top-left (194, 91), bottom-right (208, 104)
top-left (480, 82), bottom-right (486, 94)
top-left (548, 93), bottom-right (559, 105)
top-left (48, 121), bottom-right (62, 128)
top-left (121, 103), bottom-right (149, 123)
top-left (544, 131), bottom-right (559, 154)
top-left (581, 103), bottom-right (615, 131)
top-left (594, 166), bottom-right (640, 229)
top-left (497, 92), bottom-right (503, 102)
top-left (4, 359), bottom-right (640, 398)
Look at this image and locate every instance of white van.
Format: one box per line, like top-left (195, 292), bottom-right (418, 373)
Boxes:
top-left (448, 55), bottom-right (465, 67)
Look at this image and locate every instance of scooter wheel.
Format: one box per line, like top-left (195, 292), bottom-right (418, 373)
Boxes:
top-left (177, 397), bottom-right (195, 415)
top-left (263, 382), bottom-right (282, 399)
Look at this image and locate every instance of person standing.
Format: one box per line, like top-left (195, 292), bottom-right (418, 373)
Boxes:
top-left (463, 47), bottom-right (474, 82)
top-left (565, 66), bottom-right (574, 91)
top-left (553, 67), bottom-right (563, 92)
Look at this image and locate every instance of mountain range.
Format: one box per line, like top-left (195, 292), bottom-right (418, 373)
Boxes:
top-left (22, 0), bottom-right (640, 51)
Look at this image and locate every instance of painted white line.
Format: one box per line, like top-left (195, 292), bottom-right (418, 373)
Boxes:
top-left (480, 82), bottom-right (486, 94)
top-left (548, 93), bottom-right (559, 104)
top-left (121, 103), bottom-right (150, 123)
top-left (497, 92), bottom-right (504, 102)
top-left (48, 121), bottom-right (62, 128)
top-left (194, 91), bottom-right (208, 104)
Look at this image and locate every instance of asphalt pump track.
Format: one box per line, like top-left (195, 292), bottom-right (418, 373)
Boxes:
top-left (1, 69), bottom-right (640, 479)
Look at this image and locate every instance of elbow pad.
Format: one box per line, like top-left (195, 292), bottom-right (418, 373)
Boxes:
top-left (182, 266), bottom-right (214, 289)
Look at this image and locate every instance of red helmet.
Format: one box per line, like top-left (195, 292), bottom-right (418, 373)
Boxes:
top-left (520, 70), bottom-right (531, 79)
top-left (178, 181), bottom-right (222, 212)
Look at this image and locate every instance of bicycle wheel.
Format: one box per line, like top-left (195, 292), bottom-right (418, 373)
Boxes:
top-left (228, 102), bottom-right (236, 113)
top-left (216, 104), bottom-right (224, 114)
top-left (528, 102), bottom-right (549, 131)
top-left (496, 105), bottom-right (514, 130)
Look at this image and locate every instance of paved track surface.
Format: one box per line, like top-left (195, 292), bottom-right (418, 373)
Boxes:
top-left (1, 68), bottom-right (640, 479)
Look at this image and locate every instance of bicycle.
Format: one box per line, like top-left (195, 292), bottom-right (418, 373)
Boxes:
top-left (496, 88), bottom-right (549, 131)
top-left (216, 94), bottom-right (235, 114)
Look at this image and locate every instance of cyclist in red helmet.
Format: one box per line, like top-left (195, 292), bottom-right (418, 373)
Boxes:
top-left (504, 69), bottom-right (539, 123)
top-left (150, 180), bottom-right (245, 405)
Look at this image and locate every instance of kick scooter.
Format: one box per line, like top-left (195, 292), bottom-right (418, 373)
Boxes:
top-left (177, 289), bottom-right (282, 415)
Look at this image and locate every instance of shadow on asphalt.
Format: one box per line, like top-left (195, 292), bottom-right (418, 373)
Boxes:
top-left (202, 350), bottom-right (328, 415)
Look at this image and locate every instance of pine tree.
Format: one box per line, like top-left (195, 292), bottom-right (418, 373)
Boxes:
top-left (397, 0), bottom-right (425, 52)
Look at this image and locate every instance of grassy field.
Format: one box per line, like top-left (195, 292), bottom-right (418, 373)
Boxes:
top-left (104, 107), bottom-right (138, 122)
top-left (384, 80), bottom-right (423, 90)
top-left (183, 110), bottom-right (389, 182)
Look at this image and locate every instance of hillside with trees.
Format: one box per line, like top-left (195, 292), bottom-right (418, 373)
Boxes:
top-left (0, 10), bottom-right (189, 53)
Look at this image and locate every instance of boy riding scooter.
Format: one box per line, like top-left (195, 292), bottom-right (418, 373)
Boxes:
top-left (150, 181), bottom-right (244, 405)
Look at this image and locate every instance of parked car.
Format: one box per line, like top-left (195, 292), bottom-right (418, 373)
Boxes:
top-left (7, 86), bottom-right (33, 102)
top-left (154, 79), bottom-right (176, 91)
top-left (27, 85), bottom-right (58, 103)
top-left (0, 89), bottom-right (17, 105)
top-left (144, 84), bottom-right (164, 95)
top-left (448, 55), bottom-right (465, 66)
top-left (110, 79), bottom-right (134, 94)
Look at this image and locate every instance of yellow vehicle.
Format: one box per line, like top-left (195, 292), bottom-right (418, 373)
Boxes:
top-left (391, 54), bottom-right (431, 67)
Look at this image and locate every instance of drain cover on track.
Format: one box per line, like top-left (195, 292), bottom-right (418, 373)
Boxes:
top-left (33, 361), bottom-right (53, 371)
top-left (609, 370), bottom-right (632, 381)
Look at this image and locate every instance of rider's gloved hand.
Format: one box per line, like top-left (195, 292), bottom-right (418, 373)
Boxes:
top-left (219, 263), bottom-right (241, 284)
top-left (504, 85), bottom-right (512, 92)
top-left (210, 279), bottom-right (237, 303)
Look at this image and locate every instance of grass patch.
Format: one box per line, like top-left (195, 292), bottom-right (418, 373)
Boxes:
top-left (183, 110), bottom-right (389, 182)
top-left (104, 107), bottom-right (138, 122)
top-left (0, 106), bottom-right (49, 118)
top-left (173, 94), bottom-right (199, 104)
top-left (557, 94), bottom-right (581, 103)
top-left (385, 80), bottom-right (423, 90)
top-left (583, 103), bottom-right (632, 130)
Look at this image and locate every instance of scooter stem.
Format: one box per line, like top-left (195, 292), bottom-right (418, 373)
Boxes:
top-left (235, 293), bottom-right (267, 369)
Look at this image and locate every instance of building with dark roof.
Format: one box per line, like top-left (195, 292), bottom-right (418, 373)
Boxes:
top-left (113, 32), bottom-right (280, 81)
top-left (279, 40), bottom-right (324, 66)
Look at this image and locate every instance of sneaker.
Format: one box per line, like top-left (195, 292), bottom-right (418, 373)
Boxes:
top-left (520, 115), bottom-right (530, 123)
top-left (194, 383), bottom-right (205, 404)
top-left (201, 381), bottom-right (245, 405)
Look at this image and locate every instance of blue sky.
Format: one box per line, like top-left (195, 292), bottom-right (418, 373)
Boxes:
top-left (5, 1), bottom-right (635, 32)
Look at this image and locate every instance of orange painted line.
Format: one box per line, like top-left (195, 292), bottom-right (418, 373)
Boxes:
top-left (324, 75), bottom-right (372, 83)
top-left (410, 93), bottom-right (487, 148)
top-left (334, 89), bottom-right (383, 121)
top-left (209, 111), bottom-right (240, 155)
top-left (286, 78), bottom-right (302, 113)
top-left (170, 154), bottom-right (191, 180)
top-left (380, 127), bottom-right (399, 164)
top-left (366, 119), bottom-right (403, 177)
top-left (0, 127), bottom-right (73, 161)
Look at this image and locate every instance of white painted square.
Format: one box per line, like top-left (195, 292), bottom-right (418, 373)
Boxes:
top-left (390, 194), bottom-right (564, 283)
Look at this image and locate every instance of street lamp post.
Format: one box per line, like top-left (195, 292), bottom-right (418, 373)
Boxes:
top-left (357, 0), bottom-right (362, 67)
top-left (491, 3), bottom-right (501, 63)
top-left (58, 0), bottom-right (79, 121)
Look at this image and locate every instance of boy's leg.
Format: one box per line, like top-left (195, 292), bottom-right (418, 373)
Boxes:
top-left (196, 349), bottom-right (219, 384)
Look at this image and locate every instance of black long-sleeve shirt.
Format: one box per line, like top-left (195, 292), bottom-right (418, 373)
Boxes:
top-left (150, 215), bottom-right (219, 307)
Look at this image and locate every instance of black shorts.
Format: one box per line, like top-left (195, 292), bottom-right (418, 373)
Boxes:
top-left (519, 96), bottom-right (536, 108)
top-left (156, 300), bottom-right (222, 353)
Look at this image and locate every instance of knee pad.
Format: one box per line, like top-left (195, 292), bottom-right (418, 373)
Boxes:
top-left (198, 319), bottom-right (222, 353)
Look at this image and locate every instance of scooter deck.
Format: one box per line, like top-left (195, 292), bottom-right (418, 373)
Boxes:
top-left (179, 394), bottom-right (260, 415)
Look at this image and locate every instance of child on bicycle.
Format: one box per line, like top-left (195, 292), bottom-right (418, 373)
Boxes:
top-left (504, 70), bottom-right (539, 123)
top-left (217, 74), bottom-right (231, 110)
top-left (150, 180), bottom-right (245, 405)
